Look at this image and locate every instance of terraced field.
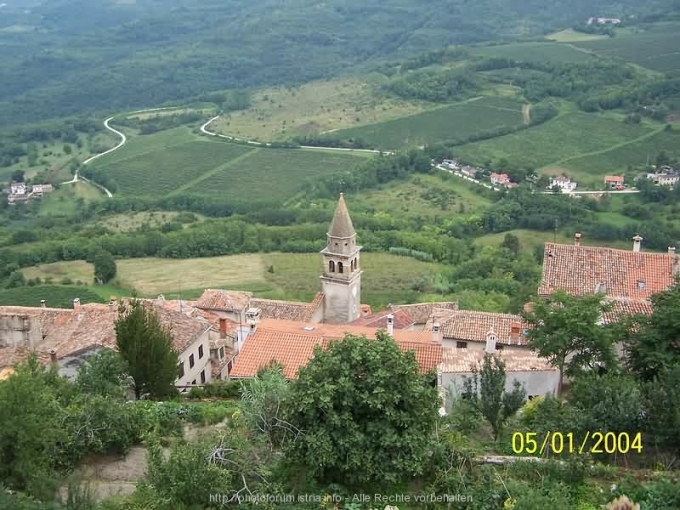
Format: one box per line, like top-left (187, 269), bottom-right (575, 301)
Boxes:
top-left (332, 96), bottom-right (525, 150)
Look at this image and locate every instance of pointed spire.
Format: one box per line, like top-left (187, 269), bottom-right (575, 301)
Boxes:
top-left (328, 193), bottom-right (355, 238)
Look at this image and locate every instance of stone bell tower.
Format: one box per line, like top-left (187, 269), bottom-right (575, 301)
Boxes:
top-left (320, 193), bottom-right (362, 323)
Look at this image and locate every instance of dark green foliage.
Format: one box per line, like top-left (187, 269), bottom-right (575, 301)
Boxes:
top-left (75, 350), bottom-right (131, 399)
top-left (285, 332), bottom-right (440, 485)
top-left (114, 299), bottom-right (180, 399)
top-left (186, 380), bottom-right (242, 399)
top-left (462, 353), bottom-right (527, 440)
top-left (0, 286), bottom-right (105, 308)
top-left (642, 366), bottom-right (680, 454)
top-left (92, 250), bottom-right (117, 284)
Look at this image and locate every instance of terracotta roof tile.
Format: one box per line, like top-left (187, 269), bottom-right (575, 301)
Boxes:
top-left (229, 319), bottom-right (442, 379)
top-left (441, 348), bottom-right (555, 373)
top-left (438, 310), bottom-right (527, 345)
top-left (351, 308), bottom-right (415, 329)
top-left (390, 301), bottom-right (459, 324)
top-left (250, 292), bottom-right (324, 322)
top-left (196, 289), bottom-right (252, 312)
top-left (602, 298), bottom-right (654, 324)
top-left (539, 243), bottom-right (675, 299)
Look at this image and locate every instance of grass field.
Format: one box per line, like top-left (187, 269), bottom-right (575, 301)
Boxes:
top-left (331, 96), bottom-right (525, 150)
top-left (453, 112), bottom-right (655, 184)
top-left (0, 286), bottom-right (106, 308)
top-left (546, 29), bottom-right (608, 42)
top-left (574, 24), bottom-right (680, 73)
top-left (469, 42), bottom-right (599, 63)
top-left (209, 77), bottom-right (429, 142)
top-left (38, 182), bottom-right (105, 216)
top-left (561, 127), bottom-right (680, 177)
top-left (94, 138), bottom-right (255, 197)
top-left (184, 147), bottom-right (366, 203)
top-left (353, 172), bottom-right (492, 218)
top-left (98, 211), bottom-right (205, 232)
top-left (22, 253), bottom-right (446, 309)
top-left (475, 228), bottom-right (632, 253)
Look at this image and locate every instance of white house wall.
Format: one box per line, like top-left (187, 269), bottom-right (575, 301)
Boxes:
top-left (442, 370), bottom-right (559, 406)
top-left (177, 329), bottom-right (212, 387)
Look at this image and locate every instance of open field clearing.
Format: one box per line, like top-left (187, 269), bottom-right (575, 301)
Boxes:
top-left (185, 148), bottom-right (366, 203)
top-left (574, 25), bottom-right (680, 73)
top-left (332, 96), bottom-right (525, 150)
top-left (353, 173), bottom-right (492, 218)
top-left (475, 229), bottom-right (632, 253)
top-left (209, 77), bottom-right (429, 141)
top-left (21, 253), bottom-right (446, 309)
top-left (469, 42), bottom-right (599, 63)
top-left (95, 140), bottom-right (254, 197)
top-left (125, 107), bottom-right (213, 120)
top-left (453, 113), bottom-right (653, 179)
top-left (546, 29), bottom-right (608, 42)
top-left (39, 181), bottom-right (104, 215)
top-left (98, 211), bottom-right (205, 232)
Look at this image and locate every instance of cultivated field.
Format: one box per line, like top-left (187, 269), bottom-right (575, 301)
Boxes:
top-left (0, 286), bottom-right (105, 308)
top-left (469, 42), bottom-right (599, 63)
top-left (185, 148), bottom-right (366, 203)
top-left (94, 138), bottom-right (255, 197)
top-left (453, 112), bottom-right (654, 182)
top-left (22, 253), bottom-right (446, 309)
top-left (561, 127), bottom-right (680, 178)
top-left (209, 77), bottom-right (429, 142)
top-left (574, 24), bottom-right (680, 73)
top-left (546, 29), bottom-right (608, 43)
top-left (353, 173), bottom-right (492, 218)
top-left (332, 96), bottom-right (525, 150)
top-left (98, 211), bottom-right (205, 232)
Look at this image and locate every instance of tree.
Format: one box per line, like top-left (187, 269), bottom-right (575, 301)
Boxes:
top-left (522, 291), bottom-right (619, 393)
top-left (643, 366), bottom-right (680, 454)
top-left (284, 332), bottom-right (439, 485)
top-left (75, 349), bottom-right (131, 399)
top-left (624, 280), bottom-right (680, 381)
top-left (115, 299), bottom-right (180, 399)
top-left (63, 144), bottom-right (72, 155)
top-left (10, 169), bottom-right (25, 182)
top-left (93, 250), bottom-right (117, 284)
top-left (462, 353), bottom-right (526, 440)
top-left (501, 232), bottom-right (520, 257)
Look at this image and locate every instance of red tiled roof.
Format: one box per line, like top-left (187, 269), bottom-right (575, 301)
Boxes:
top-left (602, 298), bottom-right (654, 324)
top-left (441, 348), bottom-right (555, 373)
top-left (229, 319), bottom-right (442, 379)
top-left (390, 301), bottom-right (458, 324)
top-left (604, 175), bottom-right (624, 182)
top-left (250, 292), bottom-right (324, 322)
top-left (539, 243), bottom-right (675, 299)
top-left (196, 289), bottom-right (252, 312)
top-left (438, 310), bottom-right (527, 345)
top-left (351, 308), bottom-right (415, 329)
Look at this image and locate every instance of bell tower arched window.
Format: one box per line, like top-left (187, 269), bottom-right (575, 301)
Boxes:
top-left (329, 260), bottom-right (335, 272)
top-left (338, 262), bottom-right (344, 274)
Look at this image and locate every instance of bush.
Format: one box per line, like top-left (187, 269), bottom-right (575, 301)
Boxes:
top-left (186, 381), bottom-right (241, 399)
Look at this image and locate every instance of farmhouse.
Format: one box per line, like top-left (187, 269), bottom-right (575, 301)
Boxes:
top-left (435, 310), bottom-right (529, 353)
top-left (549, 175), bottom-right (577, 192)
top-left (489, 172), bottom-right (517, 189)
top-left (5, 182), bottom-right (54, 204)
top-left (645, 170), bottom-right (679, 187)
top-left (603, 175), bottom-right (624, 188)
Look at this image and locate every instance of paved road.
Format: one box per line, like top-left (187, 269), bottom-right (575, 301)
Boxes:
top-left (200, 115), bottom-right (394, 155)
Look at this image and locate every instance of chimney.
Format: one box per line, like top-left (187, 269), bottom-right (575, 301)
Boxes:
top-left (248, 319), bottom-right (256, 333)
top-left (49, 349), bottom-right (57, 365)
top-left (108, 299), bottom-right (116, 312)
top-left (219, 318), bottom-right (228, 339)
top-left (574, 232), bottom-right (582, 246)
top-left (510, 321), bottom-right (521, 343)
top-left (40, 299), bottom-right (46, 308)
top-left (633, 234), bottom-right (643, 253)
top-left (73, 298), bottom-right (80, 311)
top-left (155, 294), bottom-right (165, 307)
top-left (669, 246), bottom-right (676, 256)
top-left (432, 322), bottom-right (441, 343)
top-left (386, 314), bottom-right (394, 336)
top-left (485, 329), bottom-right (497, 353)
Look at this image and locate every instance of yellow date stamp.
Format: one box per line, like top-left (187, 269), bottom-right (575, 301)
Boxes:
top-left (511, 431), bottom-right (643, 455)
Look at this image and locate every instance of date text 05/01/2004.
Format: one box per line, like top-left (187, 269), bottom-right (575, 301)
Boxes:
top-left (511, 431), bottom-right (643, 455)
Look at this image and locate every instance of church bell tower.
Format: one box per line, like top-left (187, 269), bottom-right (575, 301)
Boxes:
top-left (320, 193), bottom-right (362, 323)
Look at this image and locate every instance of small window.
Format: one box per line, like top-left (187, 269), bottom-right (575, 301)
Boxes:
top-left (456, 341), bottom-right (468, 349)
top-left (189, 354), bottom-right (195, 368)
top-left (329, 260), bottom-right (335, 272)
top-left (200, 370), bottom-right (206, 384)
top-left (637, 280), bottom-right (646, 289)
top-left (338, 262), bottom-right (344, 273)
top-left (198, 345), bottom-right (204, 359)
top-left (178, 362), bottom-right (185, 378)
top-left (191, 379), bottom-right (196, 385)
top-left (219, 346), bottom-right (225, 359)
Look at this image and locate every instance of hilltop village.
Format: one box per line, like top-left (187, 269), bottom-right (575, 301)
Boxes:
top-left (0, 193), bottom-right (670, 406)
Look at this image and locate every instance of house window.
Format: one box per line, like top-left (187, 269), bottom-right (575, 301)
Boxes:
top-left (189, 354), bottom-right (195, 368)
top-left (200, 370), bottom-right (206, 384)
top-left (329, 260), bottom-right (335, 272)
top-left (198, 345), bottom-right (204, 359)
top-left (456, 341), bottom-right (468, 349)
top-left (178, 362), bottom-right (185, 378)
top-left (219, 347), bottom-right (225, 359)
top-left (338, 262), bottom-right (344, 273)
top-left (191, 379), bottom-right (196, 385)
